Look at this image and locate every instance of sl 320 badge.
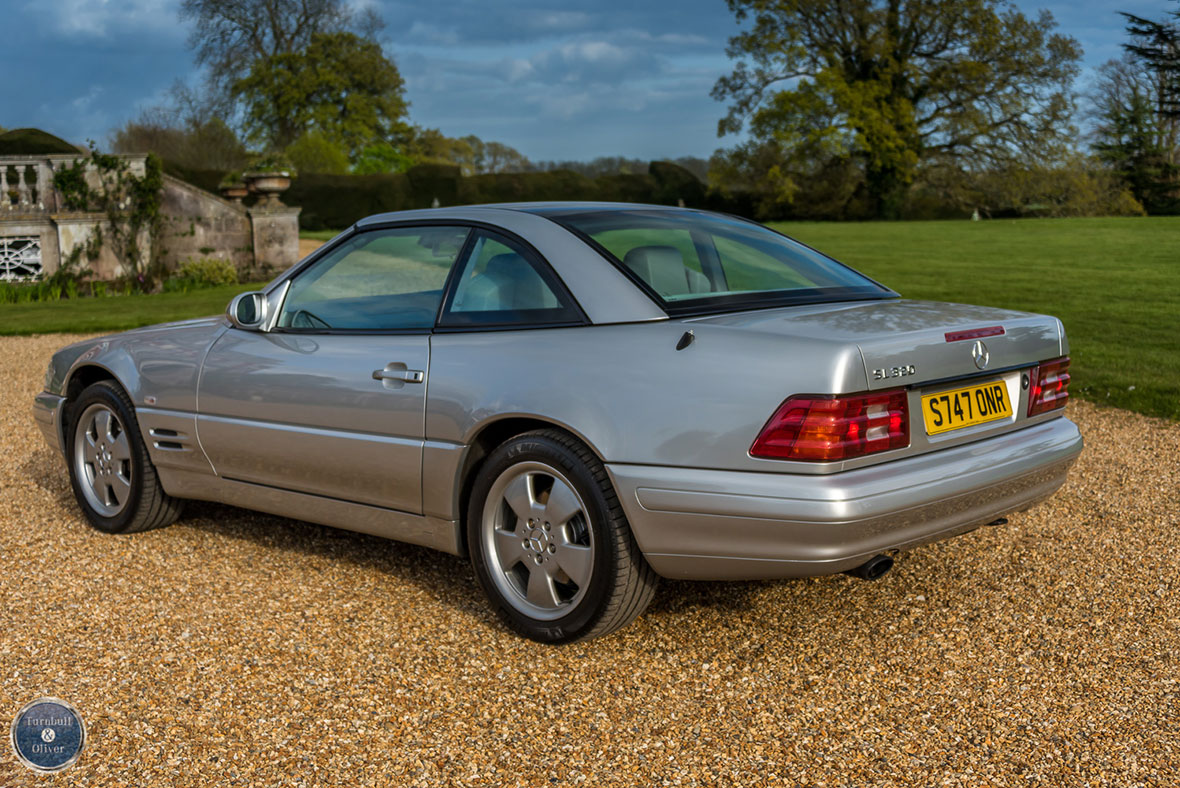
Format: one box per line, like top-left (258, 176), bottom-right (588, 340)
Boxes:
top-left (873, 364), bottom-right (916, 381)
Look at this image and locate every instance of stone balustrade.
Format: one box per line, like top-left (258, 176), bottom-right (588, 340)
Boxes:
top-left (0, 158), bottom-right (61, 213)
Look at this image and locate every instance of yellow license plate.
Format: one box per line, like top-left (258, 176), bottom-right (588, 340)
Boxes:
top-left (921, 379), bottom-right (1012, 435)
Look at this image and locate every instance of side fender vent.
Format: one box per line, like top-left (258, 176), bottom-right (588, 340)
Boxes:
top-left (149, 427), bottom-right (192, 452)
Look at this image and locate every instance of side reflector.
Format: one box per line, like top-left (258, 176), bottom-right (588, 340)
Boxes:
top-left (750, 390), bottom-right (909, 462)
top-left (1028, 357), bottom-right (1071, 416)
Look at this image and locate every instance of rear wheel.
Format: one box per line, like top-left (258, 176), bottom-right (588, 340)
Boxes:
top-left (467, 430), bottom-right (658, 643)
top-left (67, 381), bottom-right (183, 534)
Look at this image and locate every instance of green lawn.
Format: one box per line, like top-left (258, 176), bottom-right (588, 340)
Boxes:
top-left (0, 283), bottom-right (257, 336)
top-left (5, 217), bottom-right (1178, 419)
top-left (770, 216), bottom-right (1180, 420)
top-left (301, 229), bottom-right (343, 242)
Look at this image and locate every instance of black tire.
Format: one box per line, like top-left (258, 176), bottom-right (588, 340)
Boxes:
top-left (65, 381), bottom-right (184, 534)
top-left (467, 429), bottom-right (658, 643)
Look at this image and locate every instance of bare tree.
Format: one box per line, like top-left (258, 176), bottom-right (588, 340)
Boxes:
top-left (179, 0), bottom-right (382, 99)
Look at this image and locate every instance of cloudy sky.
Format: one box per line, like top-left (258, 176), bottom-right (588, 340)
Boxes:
top-left (0, 0), bottom-right (1172, 161)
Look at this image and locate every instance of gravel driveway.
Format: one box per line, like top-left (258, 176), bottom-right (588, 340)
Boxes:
top-left (1, 334), bottom-right (1176, 787)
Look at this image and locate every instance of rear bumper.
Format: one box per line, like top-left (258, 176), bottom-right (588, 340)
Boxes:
top-left (33, 392), bottom-right (67, 455)
top-left (607, 416), bottom-right (1082, 580)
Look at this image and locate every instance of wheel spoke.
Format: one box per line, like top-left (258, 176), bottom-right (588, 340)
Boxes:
top-left (109, 431), bottom-right (132, 461)
top-left (493, 527), bottom-right (526, 571)
top-left (110, 468), bottom-right (132, 498)
top-left (525, 565), bottom-right (560, 608)
top-left (556, 543), bottom-right (593, 588)
top-left (82, 438), bottom-right (99, 465)
top-left (543, 478), bottom-right (582, 528)
top-left (502, 473), bottom-right (541, 521)
top-left (95, 410), bottom-right (115, 444)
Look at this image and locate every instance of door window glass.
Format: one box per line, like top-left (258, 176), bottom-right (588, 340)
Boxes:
top-left (442, 232), bottom-right (582, 327)
top-left (277, 226), bottom-right (470, 330)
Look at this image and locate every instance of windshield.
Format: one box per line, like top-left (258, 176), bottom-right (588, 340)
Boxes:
top-left (541, 208), bottom-right (894, 315)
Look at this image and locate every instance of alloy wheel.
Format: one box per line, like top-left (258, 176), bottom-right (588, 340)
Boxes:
top-left (481, 461), bottom-right (595, 621)
top-left (73, 403), bottom-right (133, 517)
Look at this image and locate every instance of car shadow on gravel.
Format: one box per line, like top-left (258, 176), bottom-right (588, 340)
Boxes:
top-left (178, 499), bottom-right (496, 613)
top-left (21, 446), bottom-right (75, 505)
top-left (173, 500), bottom-right (785, 622)
top-left (20, 448), bottom-right (852, 633)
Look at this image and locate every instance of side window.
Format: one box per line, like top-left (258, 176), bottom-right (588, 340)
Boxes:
top-left (441, 232), bottom-right (582, 327)
top-left (277, 226), bottom-right (469, 330)
top-left (590, 228), bottom-right (713, 298)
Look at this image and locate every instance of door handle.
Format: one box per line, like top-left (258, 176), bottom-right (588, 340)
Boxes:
top-left (372, 367), bottom-right (425, 384)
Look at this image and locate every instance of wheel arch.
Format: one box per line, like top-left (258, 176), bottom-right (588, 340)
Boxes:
top-left (60, 363), bottom-right (136, 442)
top-left (450, 415), bottom-right (607, 558)
top-left (64, 363), bottom-right (123, 403)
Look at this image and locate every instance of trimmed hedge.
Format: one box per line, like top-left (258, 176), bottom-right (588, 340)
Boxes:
top-left (164, 159), bottom-right (750, 230)
top-left (0, 128), bottom-right (82, 156)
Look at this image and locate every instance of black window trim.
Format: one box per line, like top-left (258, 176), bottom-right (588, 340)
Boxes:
top-left (268, 219), bottom-right (590, 336)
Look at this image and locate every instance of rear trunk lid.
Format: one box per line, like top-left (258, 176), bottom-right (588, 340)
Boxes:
top-left (687, 299), bottom-right (1063, 388)
top-left (685, 299), bottom-right (1067, 469)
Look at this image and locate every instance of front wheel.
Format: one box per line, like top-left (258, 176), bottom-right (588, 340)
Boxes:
top-left (467, 430), bottom-right (658, 643)
top-left (66, 381), bottom-right (184, 534)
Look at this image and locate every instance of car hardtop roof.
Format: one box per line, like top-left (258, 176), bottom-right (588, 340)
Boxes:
top-left (353, 201), bottom-right (713, 228)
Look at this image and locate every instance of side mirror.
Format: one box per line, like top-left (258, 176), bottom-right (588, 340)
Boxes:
top-left (227, 291), bottom-right (269, 330)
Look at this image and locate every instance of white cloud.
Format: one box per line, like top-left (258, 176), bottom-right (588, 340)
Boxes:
top-left (404, 20), bottom-right (461, 47)
top-left (71, 84), bottom-right (105, 111)
top-left (527, 11), bottom-right (591, 33)
top-left (33, 0), bottom-right (177, 37)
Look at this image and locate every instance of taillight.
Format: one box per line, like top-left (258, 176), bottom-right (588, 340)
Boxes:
top-left (750, 390), bottom-right (909, 462)
top-left (1028, 356), bottom-right (1070, 416)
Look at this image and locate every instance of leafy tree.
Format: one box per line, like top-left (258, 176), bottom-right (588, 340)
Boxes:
top-left (352, 141), bottom-right (416, 175)
top-left (179, 0), bottom-right (381, 105)
top-left (713, 0), bottom-right (1082, 218)
top-left (234, 31), bottom-right (410, 157)
top-left (1087, 4), bottom-right (1180, 214)
top-left (286, 130), bottom-right (350, 174)
top-left (405, 128), bottom-right (478, 172)
top-left (971, 154), bottom-right (1145, 218)
top-left (1090, 57), bottom-right (1179, 213)
top-left (461, 136), bottom-right (532, 174)
top-left (1121, 3), bottom-right (1180, 121)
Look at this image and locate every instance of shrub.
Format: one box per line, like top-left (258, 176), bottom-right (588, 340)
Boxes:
top-left (164, 257), bottom-right (238, 292)
top-left (0, 281), bottom-right (64, 303)
top-left (286, 132), bottom-right (350, 175)
top-left (246, 152), bottom-right (297, 176)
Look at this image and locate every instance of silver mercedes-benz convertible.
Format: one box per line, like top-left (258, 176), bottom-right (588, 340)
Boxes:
top-left (34, 203), bottom-right (1082, 641)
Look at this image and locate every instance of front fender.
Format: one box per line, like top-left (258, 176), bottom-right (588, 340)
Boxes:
top-left (53, 318), bottom-right (227, 411)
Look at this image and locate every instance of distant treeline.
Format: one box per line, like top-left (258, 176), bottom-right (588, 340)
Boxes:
top-left (167, 160), bottom-right (757, 230)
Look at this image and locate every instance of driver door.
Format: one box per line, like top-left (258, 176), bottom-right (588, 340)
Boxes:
top-left (196, 225), bottom-right (471, 513)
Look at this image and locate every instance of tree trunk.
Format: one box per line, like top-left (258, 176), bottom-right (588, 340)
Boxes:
top-left (864, 162), bottom-right (908, 220)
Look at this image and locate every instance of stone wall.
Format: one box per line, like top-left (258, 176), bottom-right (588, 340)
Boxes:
top-left (0, 155), bottom-right (302, 284)
top-left (158, 175), bottom-right (302, 279)
top-left (158, 175), bottom-right (254, 273)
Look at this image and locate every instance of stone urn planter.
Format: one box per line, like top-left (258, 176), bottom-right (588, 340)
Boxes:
top-left (245, 172), bottom-right (293, 207)
top-left (219, 183), bottom-right (249, 204)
